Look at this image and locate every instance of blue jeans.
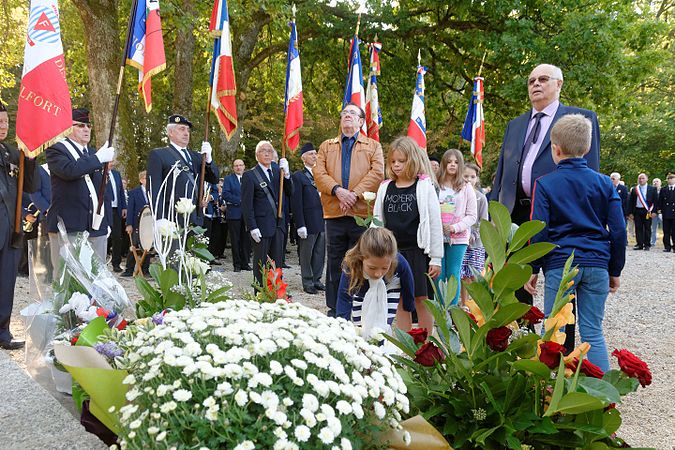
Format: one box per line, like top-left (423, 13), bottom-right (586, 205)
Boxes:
top-left (543, 266), bottom-right (610, 371)
top-left (438, 244), bottom-right (467, 305)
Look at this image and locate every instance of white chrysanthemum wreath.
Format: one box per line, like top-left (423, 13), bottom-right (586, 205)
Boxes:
top-left (114, 300), bottom-right (410, 449)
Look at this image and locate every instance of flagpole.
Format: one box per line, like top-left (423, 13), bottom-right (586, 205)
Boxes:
top-left (96, 0), bottom-right (140, 216)
top-left (460, 50), bottom-right (487, 151)
top-left (278, 4), bottom-right (297, 220)
top-left (11, 152), bottom-right (25, 246)
top-left (198, 83), bottom-right (214, 220)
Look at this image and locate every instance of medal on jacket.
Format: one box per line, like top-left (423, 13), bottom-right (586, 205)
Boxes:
top-left (9, 162), bottom-right (19, 178)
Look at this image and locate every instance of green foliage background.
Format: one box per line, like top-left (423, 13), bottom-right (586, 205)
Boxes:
top-left (1, 0), bottom-right (672, 185)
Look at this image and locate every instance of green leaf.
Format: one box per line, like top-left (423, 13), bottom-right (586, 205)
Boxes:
top-left (528, 417), bottom-right (558, 434)
top-left (576, 377), bottom-right (621, 405)
top-left (544, 358), bottom-right (567, 416)
top-left (464, 281), bottom-right (494, 318)
top-left (603, 408), bottom-right (622, 436)
top-left (75, 316), bottom-right (107, 347)
top-left (449, 307), bottom-right (472, 352)
top-left (191, 246), bottom-right (214, 261)
top-left (508, 242), bottom-right (556, 265)
top-left (492, 264), bottom-right (532, 298)
top-left (354, 216), bottom-right (366, 227)
top-left (508, 220), bottom-right (545, 253)
top-left (588, 443), bottom-right (611, 450)
top-left (489, 200), bottom-right (512, 242)
top-left (554, 392), bottom-right (605, 414)
top-left (489, 302), bottom-right (532, 328)
top-left (372, 217), bottom-right (383, 227)
top-left (391, 327), bottom-right (419, 356)
top-left (511, 360), bottom-right (552, 379)
top-left (472, 425), bottom-right (501, 445)
top-left (602, 370), bottom-right (640, 395)
top-left (481, 220), bottom-right (506, 272)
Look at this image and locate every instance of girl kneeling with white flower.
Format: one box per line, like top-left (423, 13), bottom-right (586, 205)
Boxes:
top-left (336, 227), bottom-right (416, 338)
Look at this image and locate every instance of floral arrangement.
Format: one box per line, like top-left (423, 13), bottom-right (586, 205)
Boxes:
top-left (387, 202), bottom-right (652, 449)
top-left (105, 300), bottom-right (410, 449)
top-left (251, 259), bottom-right (290, 303)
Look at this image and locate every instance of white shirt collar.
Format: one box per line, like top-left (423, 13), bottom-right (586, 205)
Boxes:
top-left (305, 165), bottom-right (313, 175)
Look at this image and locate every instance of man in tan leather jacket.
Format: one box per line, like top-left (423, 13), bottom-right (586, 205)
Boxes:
top-left (314, 103), bottom-right (384, 316)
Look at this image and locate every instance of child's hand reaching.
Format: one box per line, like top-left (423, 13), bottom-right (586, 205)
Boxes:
top-left (428, 265), bottom-right (441, 279)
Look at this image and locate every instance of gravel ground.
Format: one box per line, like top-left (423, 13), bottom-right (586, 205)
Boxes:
top-left (3, 238), bottom-right (674, 449)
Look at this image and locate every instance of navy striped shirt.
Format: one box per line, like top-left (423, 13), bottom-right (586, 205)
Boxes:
top-left (336, 253), bottom-right (416, 325)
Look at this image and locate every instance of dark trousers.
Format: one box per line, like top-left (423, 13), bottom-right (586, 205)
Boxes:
top-left (228, 219), bottom-right (250, 270)
top-left (663, 217), bottom-right (674, 250)
top-left (0, 229), bottom-right (21, 341)
top-left (109, 209), bottom-right (123, 267)
top-left (209, 219), bottom-right (227, 258)
top-left (634, 208), bottom-right (652, 248)
top-left (325, 217), bottom-right (366, 316)
top-left (298, 231), bottom-right (326, 290)
top-left (252, 228), bottom-right (284, 291)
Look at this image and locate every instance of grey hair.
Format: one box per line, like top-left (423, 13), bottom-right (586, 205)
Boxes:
top-left (532, 64), bottom-right (564, 81)
top-left (610, 172), bottom-right (621, 180)
top-left (166, 123), bottom-right (177, 134)
top-left (255, 140), bottom-right (274, 153)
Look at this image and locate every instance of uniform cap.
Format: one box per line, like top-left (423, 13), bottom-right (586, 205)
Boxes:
top-left (72, 108), bottom-right (90, 124)
top-left (168, 114), bottom-right (193, 129)
top-left (300, 142), bottom-right (316, 155)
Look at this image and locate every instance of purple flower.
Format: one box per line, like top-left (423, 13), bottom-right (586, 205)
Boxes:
top-left (152, 312), bottom-right (165, 325)
top-left (94, 342), bottom-right (123, 359)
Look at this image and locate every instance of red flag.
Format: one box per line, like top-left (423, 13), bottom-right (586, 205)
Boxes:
top-left (126, 0), bottom-right (167, 112)
top-left (365, 42), bottom-right (382, 141)
top-left (283, 20), bottom-right (303, 151)
top-left (209, 0), bottom-right (237, 140)
top-left (16, 0), bottom-right (72, 157)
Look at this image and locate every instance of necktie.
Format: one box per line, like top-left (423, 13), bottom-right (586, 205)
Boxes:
top-left (525, 112), bottom-right (546, 147)
top-left (267, 169), bottom-right (273, 181)
top-left (182, 149), bottom-right (191, 165)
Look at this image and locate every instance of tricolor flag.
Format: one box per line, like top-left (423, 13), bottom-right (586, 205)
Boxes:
top-left (365, 41), bottom-right (382, 141)
top-left (461, 76), bottom-right (485, 168)
top-left (126, 0), bottom-right (166, 113)
top-left (209, 0), bottom-right (237, 140)
top-left (283, 19), bottom-right (303, 151)
top-left (342, 33), bottom-right (366, 135)
top-left (407, 54), bottom-right (427, 150)
top-left (16, 0), bottom-right (72, 157)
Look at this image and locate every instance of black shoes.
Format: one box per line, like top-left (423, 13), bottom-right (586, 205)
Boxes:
top-left (632, 245), bottom-right (643, 250)
top-left (644, 246), bottom-right (651, 251)
top-left (112, 266), bottom-right (123, 273)
top-left (121, 272), bottom-right (133, 277)
top-left (314, 283), bottom-right (326, 291)
top-left (0, 340), bottom-right (25, 350)
top-left (282, 264), bottom-right (291, 269)
top-left (233, 267), bottom-right (241, 272)
top-left (303, 286), bottom-right (318, 294)
top-left (241, 265), bottom-right (252, 271)
top-left (664, 249), bottom-right (672, 253)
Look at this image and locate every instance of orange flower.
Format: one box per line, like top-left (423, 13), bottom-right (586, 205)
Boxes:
top-left (544, 302), bottom-right (575, 332)
top-left (266, 267), bottom-right (288, 300)
top-left (465, 300), bottom-right (486, 327)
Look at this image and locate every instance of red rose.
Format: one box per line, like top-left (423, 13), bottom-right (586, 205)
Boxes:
top-left (407, 328), bottom-right (428, 345)
top-left (522, 306), bottom-right (545, 325)
top-left (414, 342), bottom-right (445, 367)
top-left (539, 341), bottom-right (566, 369)
top-left (612, 349), bottom-right (652, 387)
top-left (486, 326), bottom-right (512, 352)
top-left (565, 358), bottom-right (605, 379)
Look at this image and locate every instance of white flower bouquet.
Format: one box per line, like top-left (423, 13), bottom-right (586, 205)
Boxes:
top-left (111, 300), bottom-right (410, 449)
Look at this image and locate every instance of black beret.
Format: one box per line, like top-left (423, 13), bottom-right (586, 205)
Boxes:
top-left (72, 108), bottom-right (90, 124)
top-left (168, 114), bottom-right (193, 129)
top-left (300, 142), bottom-right (316, 155)
top-left (428, 155), bottom-right (441, 164)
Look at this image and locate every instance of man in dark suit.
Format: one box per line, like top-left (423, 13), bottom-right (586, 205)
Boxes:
top-left (659, 171), bottom-right (675, 252)
top-left (491, 64), bottom-right (601, 226)
top-left (291, 143), bottom-right (325, 294)
top-left (146, 115), bottom-right (219, 227)
top-left (29, 164), bottom-right (53, 282)
top-left (628, 173), bottom-right (658, 250)
top-left (107, 162), bottom-right (127, 272)
top-left (0, 101), bottom-right (38, 349)
top-left (241, 141), bottom-right (293, 289)
top-left (610, 172), bottom-right (629, 218)
top-left (122, 170), bottom-right (150, 276)
top-left (222, 159), bottom-right (251, 272)
top-left (46, 108), bottom-right (114, 271)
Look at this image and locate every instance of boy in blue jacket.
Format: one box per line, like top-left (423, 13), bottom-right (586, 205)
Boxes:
top-left (525, 114), bottom-right (626, 371)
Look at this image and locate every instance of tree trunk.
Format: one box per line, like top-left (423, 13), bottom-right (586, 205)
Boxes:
top-left (172, 0), bottom-right (195, 115)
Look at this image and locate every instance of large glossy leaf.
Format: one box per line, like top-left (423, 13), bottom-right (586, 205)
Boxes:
top-left (554, 392), bottom-right (605, 414)
top-left (544, 358), bottom-right (567, 417)
top-left (465, 280), bottom-right (494, 318)
top-left (192, 246), bottom-right (214, 261)
top-left (492, 263), bottom-right (532, 298)
top-left (577, 377), bottom-right (621, 405)
top-left (481, 220), bottom-right (506, 272)
top-left (508, 242), bottom-right (556, 265)
top-left (134, 276), bottom-right (162, 307)
top-left (489, 200), bottom-right (512, 242)
top-left (489, 302), bottom-right (531, 328)
top-left (511, 360), bottom-right (552, 379)
top-left (602, 370), bottom-right (640, 395)
top-left (508, 220), bottom-right (545, 254)
top-left (603, 408), bottom-right (622, 436)
top-left (450, 307), bottom-right (472, 352)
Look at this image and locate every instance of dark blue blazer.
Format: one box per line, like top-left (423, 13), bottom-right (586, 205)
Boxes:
top-left (291, 168), bottom-right (324, 235)
top-left (491, 103), bottom-right (600, 214)
top-left (108, 169), bottom-right (127, 216)
top-left (126, 185), bottom-right (149, 230)
top-left (615, 183), bottom-right (629, 217)
top-left (0, 141), bottom-right (37, 249)
top-left (222, 173), bottom-right (243, 220)
top-left (146, 144), bottom-right (219, 226)
top-left (45, 139), bottom-right (112, 237)
top-left (241, 164), bottom-right (293, 238)
top-left (29, 165), bottom-right (51, 220)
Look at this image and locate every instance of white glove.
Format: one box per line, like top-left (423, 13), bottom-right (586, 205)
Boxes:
top-left (279, 158), bottom-right (290, 179)
top-left (96, 141), bottom-right (115, 164)
top-left (297, 227), bottom-right (308, 239)
top-left (201, 141), bottom-right (213, 163)
top-left (250, 228), bottom-right (262, 243)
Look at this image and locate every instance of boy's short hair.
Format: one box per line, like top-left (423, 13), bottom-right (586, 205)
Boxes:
top-left (550, 114), bottom-right (592, 157)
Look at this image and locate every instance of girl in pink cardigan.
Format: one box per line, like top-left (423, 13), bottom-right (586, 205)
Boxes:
top-left (437, 149), bottom-right (477, 305)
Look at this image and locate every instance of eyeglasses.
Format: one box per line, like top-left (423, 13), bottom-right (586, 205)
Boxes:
top-left (528, 75), bottom-right (559, 86)
top-left (73, 123), bottom-right (91, 129)
top-left (340, 110), bottom-right (363, 118)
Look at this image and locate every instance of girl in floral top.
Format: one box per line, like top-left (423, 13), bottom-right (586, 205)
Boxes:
top-left (436, 149), bottom-right (477, 305)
